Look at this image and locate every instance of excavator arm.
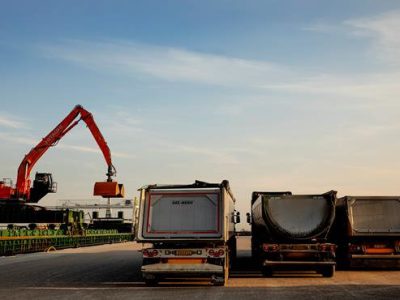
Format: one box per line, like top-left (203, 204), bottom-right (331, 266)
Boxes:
top-left (11, 104), bottom-right (124, 202)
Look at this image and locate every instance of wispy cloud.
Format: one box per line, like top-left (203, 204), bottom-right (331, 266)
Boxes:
top-left (0, 113), bottom-right (28, 129)
top-left (290, 10), bottom-right (400, 103)
top-left (302, 22), bottom-right (342, 34)
top-left (304, 10), bottom-right (400, 66)
top-left (258, 72), bottom-right (400, 103)
top-left (39, 39), bottom-right (290, 88)
top-left (213, 99), bottom-right (263, 116)
top-left (59, 144), bottom-right (135, 159)
top-left (0, 132), bottom-right (134, 159)
top-left (100, 109), bottom-right (144, 136)
top-left (0, 132), bottom-right (36, 145)
top-left (344, 10), bottom-right (400, 65)
top-left (41, 37), bottom-right (400, 103)
top-left (38, 30), bottom-right (400, 104)
top-left (152, 140), bottom-right (240, 165)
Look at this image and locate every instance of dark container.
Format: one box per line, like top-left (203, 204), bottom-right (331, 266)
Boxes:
top-left (338, 196), bottom-right (400, 237)
top-left (331, 196), bottom-right (400, 268)
top-left (251, 190), bottom-right (337, 242)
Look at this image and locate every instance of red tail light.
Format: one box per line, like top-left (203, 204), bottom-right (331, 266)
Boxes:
top-left (262, 244), bottom-right (279, 252)
top-left (395, 241), bottom-right (400, 253)
top-left (349, 244), bottom-right (364, 254)
top-left (208, 248), bottom-right (225, 257)
top-left (319, 244), bottom-right (336, 252)
top-left (142, 249), bottom-right (159, 258)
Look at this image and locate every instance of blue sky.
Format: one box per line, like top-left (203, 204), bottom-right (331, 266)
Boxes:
top-left (1, 1), bottom-right (400, 227)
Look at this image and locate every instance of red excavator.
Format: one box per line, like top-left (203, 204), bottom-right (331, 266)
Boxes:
top-left (0, 104), bottom-right (124, 203)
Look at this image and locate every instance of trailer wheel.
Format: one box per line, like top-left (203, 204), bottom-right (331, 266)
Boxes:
top-left (261, 266), bottom-right (273, 277)
top-left (144, 278), bottom-right (159, 286)
top-left (211, 275), bottom-right (224, 286)
top-left (321, 265), bottom-right (335, 278)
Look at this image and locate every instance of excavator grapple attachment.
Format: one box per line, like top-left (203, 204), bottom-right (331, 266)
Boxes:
top-left (117, 184), bottom-right (125, 198)
top-left (93, 181), bottom-right (125, 198)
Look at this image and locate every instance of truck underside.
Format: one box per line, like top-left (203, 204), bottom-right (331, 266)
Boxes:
top-left (342, 238), bottom-right (400, 269)
top-left (255, 242), bottom-right (336, 277)
top-left (140, 239), bottom-right (235, 286)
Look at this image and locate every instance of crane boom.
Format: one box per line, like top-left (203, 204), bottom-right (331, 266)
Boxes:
top-left (0, 104), bottom-right (124, 202)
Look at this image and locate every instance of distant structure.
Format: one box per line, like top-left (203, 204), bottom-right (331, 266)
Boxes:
top-left (48, 198), bottom-right (138, 224)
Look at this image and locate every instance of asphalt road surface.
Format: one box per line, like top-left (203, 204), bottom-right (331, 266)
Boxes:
top-left (0, 237), bottom-right (399, 299)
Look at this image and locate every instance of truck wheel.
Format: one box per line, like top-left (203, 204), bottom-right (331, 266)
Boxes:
top-left (144, 278), bottom-right (159, 286)
top-left (211, 275), bottom-right (225, 286)
top-left (321, 265), bottom-right (335, 278)
top-left (262, 266), bottom-right (273, 277)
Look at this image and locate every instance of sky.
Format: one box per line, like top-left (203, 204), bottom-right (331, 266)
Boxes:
top-left (1, 1), bottom-right (400, 229)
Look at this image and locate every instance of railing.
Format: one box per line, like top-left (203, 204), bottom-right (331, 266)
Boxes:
top-left (0, 229), bottom-right (134, 256)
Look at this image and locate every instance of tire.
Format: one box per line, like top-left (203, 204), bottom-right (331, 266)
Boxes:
top-left (262, 266), bottom-right (273, 277)
top-left (211, 275), bottom-right (225, 286)
top-left (212, 255), bottom-right (229, 286)
top-left (229, 238), bottom-right (237, 266)
top-left (251, 237), bottom-right (260, 258)
top-left (144, 278), bottom-right (159, 286)
top-left (321, 265), bottom-right (335, 278)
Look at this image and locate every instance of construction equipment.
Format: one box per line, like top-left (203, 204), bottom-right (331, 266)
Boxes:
top-left (0, 104), bottom-right (124, 203)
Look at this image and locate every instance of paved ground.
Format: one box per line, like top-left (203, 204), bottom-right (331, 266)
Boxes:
top-left (0, 237), bottom-right (399, 299)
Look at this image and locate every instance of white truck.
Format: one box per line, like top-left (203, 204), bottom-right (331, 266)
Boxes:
top-left (135, 180), bottom-right (240, 286)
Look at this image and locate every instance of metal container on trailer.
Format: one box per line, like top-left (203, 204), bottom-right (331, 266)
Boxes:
top-left (335, 196), bottom-right (400, 268)
top-left (344, 196), bottom-right (400, 237)
top-left (251, 190), bottom-right (336, 241)
top-left (250, 190), bottom-right (337, 277)
top-left (136, 180), bottom-right (236, 242)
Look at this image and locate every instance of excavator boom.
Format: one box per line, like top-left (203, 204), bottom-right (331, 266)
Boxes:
top-left (0, 104), bottom-right (124, 202)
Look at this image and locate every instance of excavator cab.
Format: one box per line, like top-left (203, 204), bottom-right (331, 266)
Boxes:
top-left (29, 173), bottom-right (57, 203)
top-left (93, 181), bottom-right (125, 198)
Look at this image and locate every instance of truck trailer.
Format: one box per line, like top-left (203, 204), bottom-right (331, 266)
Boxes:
top-left (135, 180), bottom-right (240, 286)
top-left (333, 196), bottom-right (400, 268)
top-left (249, 190), bottom-right (337, 277)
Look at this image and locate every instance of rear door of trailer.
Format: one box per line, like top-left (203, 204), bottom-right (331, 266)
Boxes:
top-left (138, 188), bottom-right (223, 240)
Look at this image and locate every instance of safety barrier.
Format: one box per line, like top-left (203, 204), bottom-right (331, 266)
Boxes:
top-left (0, 229), bottom-right (134, 256)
